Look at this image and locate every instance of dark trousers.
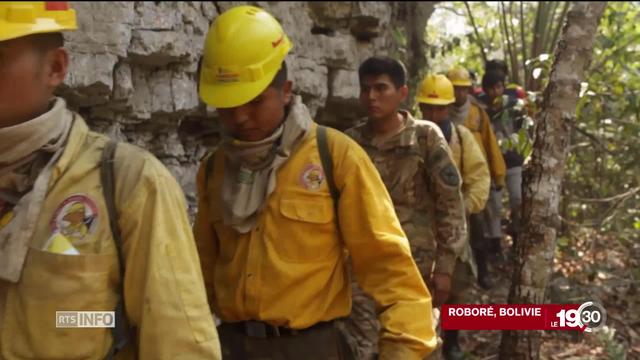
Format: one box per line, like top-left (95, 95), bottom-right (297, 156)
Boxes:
top-left (218, 321), bottom-right (354, 360)
top-left (469, 213), bottom-right (487, 252)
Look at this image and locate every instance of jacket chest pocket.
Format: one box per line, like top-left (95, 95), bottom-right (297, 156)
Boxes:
top-left (269, 195), bottom-right (339, 263)
top-left (3, 248), bottom-right (119, 360)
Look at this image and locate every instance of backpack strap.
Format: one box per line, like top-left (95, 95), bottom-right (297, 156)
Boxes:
top-left (204, 151), bottom-right (216, 192)
top-left (316, 126), bottom-right (339, 208)
top-left (100, 141), bottom-right (137, 360)
top-left (454, 125), bottom-right (464, 172)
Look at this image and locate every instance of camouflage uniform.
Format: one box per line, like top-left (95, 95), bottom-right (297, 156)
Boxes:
top-left (340, 111), bottom-right (467, 358)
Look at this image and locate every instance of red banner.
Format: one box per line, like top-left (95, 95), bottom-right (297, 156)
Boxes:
top-left (45, 2), bottom-right (70, 11)
top-left (441, 304), bottom-right (589, 331)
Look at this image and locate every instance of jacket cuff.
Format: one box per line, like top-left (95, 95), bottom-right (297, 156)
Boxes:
top-left (378, 342), bottom-right (427, 360)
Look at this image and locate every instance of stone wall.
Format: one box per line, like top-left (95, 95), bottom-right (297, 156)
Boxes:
top-left (57, 1), bottom-right (436, 214)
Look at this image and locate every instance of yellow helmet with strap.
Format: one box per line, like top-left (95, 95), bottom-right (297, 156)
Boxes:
top-left (199, 5), bottom-right (293, 109)
top-left (447, 66), bottom-right (473, 87)
top-left (416, 74), bottom-right (455, 105)
top-left (0, 2), bottom-right (77, 42)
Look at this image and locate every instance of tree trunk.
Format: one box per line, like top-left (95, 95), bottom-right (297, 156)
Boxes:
top-left (499, 2), bottom-right (607, 360)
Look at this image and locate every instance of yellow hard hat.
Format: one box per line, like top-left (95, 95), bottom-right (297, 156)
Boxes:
top-left (416, 74), bottom-right (455, 105)
top-left (0, 2), bottom-right (77, 42)
top-left (67, 202), bottom-right (85, 214)
top-left (199, 5), bottom-right (293, 109)
top-left (447, 66), bottom-right (473, 87)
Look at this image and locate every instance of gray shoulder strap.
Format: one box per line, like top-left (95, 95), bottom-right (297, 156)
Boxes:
top-left (455, 125), bottom-right (464, 172)
top-left (316, 126), bottom-right (339, 205)
top-left (204, 151), bottom-right (216, 190)
top-left (100, 141), bottom-right (137, 359)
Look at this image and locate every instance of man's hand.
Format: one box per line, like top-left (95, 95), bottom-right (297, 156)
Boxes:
top-left (429, 273), bottom-right (451, 307)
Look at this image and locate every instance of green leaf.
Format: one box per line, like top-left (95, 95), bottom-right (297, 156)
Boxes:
top-left (557, 237), bottom-right (569, 247)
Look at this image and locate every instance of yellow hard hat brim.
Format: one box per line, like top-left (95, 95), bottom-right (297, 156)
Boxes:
top-left (416, 96), bottom-right (455, 106)
top-left (0, 19), bottom-right (77, 42)
top-left (450, 80), bottom-right (472, 87)
top-left (199, 67), bottom-right (279, 109)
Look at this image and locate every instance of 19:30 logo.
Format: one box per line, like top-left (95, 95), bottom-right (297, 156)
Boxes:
top-left (556, 301), bottom-right (606, 332)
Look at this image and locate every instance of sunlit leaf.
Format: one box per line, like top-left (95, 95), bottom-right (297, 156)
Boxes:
top-left (533, 68), bottom-right (543, 79)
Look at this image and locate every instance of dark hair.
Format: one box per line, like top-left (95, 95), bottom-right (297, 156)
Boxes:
top-left (28, 32), bottom-right (64, 55)
top-left (482, 71), bottom-right (505, 90)
top-left (358, 56), bottom-right (407, 88)
top-left (269, 61), bottom-right (288, 89)
top-left (485, 59), bottom-right (508, 77)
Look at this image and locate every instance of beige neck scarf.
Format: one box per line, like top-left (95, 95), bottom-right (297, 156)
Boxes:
top-left (221, 96), bottom-right (312, 233)
top-left (450, 96), bottom-right (471, 125)
top-left (0, 97), bottom-right (73, 282)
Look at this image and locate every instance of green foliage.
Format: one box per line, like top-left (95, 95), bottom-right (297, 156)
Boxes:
top-left (495, 97), bottom-right (535, 158)
top-left (592, 326), bottom-right (628, 360)
top-left (426, 2), bottom-right (569, 90)
top-left (390, 27), bottom-right (408, 60)
top-left (426, 2), bottom-right (640, 246)
top-left (563, 2), bottom-right (640, 244)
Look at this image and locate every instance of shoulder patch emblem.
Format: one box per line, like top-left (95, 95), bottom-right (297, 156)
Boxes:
top-left (50, 194), bottom-right (99, 244)
top-left (440, 163), bottom-right (461, 187)
top-left (300, 164), bottom-right (325, 191)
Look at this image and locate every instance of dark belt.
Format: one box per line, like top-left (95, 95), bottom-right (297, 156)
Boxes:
top-left (220, 319), bottom-right (335, 338)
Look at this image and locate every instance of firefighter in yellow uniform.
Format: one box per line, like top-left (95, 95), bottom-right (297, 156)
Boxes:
top-left (447, 66), bottom-right (507, 290)
top-left (194, 6), bottom-right (436, 360)
top-left (417, 74), bottom-right (490, 360)
top-left (0, 2), bottom-right (221, 359)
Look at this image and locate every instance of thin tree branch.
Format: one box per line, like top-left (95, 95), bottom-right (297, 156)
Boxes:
top-left (500, 2), bottom-right (517, 81)
top-left (507, 1), bottom-right (521, 84)
top-left (439, 5), bottom-right (466, 18)
top-left (540, 2), bottom-right (560, 55)
top-left (464, 1), bottom-right (488, 64)
top-left (571, 125), bottom-right (617, 155)
top-left (529, 2), bottom-right (545, 90)
top-left (520, 1), bottom-right (528, 87)
top-left (574, 187), bottom-right (640, 203)
top-left (531, 2), bottom-right (544, 59)
top-left (549, 2), bottom-right (571, 54)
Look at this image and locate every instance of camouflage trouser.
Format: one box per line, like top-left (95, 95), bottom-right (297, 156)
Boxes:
top-left (448, 258), bottom-right (476, 305)
top-left (338, 253), bottom-right (442, 360)
top-left (425, 258), bottom-right (475, 360)
top-left (336, 281), bottom-right (379, 360)
top-left (338, 281), bottom-right (445, 360)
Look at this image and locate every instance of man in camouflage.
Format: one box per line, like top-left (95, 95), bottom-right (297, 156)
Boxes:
top-left (341, 56), bottom-right (467, 359)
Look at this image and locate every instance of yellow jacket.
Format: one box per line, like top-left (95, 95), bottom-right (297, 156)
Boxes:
top-left (0, 115), bottom-right (220, 359)
top-left (449, 124), bottom-right (490, 214)
top-left (462, 98), bottom-right (507, 188)
top-left (195, 123), bottom-right (437, 359)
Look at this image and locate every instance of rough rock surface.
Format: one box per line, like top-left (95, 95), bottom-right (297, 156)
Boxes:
top-left (58, 2), bottom-right (436, 215)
